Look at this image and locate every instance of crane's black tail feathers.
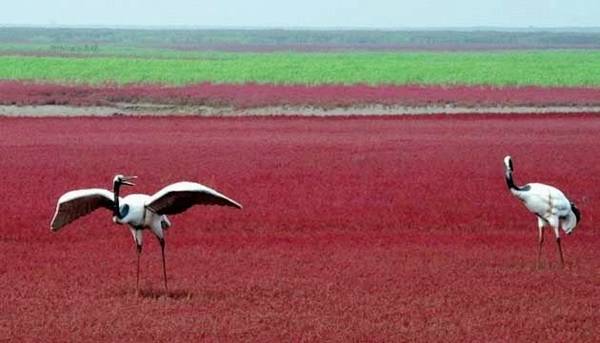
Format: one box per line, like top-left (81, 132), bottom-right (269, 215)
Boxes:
top-left (570, 202), bottom-right (581, 224)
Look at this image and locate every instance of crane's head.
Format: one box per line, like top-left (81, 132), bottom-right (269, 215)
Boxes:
top-left (503, 156), bottom-right (513, 172)
top-left (113, 174), bottom-right (137, 187)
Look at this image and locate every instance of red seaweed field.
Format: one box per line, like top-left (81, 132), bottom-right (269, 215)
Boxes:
top-left (1, 115), bottom-right (600, 341)
top-left (3, 81), bottom-right (600, 108)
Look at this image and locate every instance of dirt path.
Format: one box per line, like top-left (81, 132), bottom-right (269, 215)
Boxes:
top-left (2, 103), bottom-right (600, 116)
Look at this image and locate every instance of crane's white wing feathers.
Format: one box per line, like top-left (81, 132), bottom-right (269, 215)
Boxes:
top-left (145, 182), bottom-right (242, 215)
top-left (51, 188), bottom-right (117, 231)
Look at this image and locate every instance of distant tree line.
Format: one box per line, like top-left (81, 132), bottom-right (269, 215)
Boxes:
top-left (49, 44), bottom-right (99, 53)
top-left (1, 27), bottom-right (600, 50)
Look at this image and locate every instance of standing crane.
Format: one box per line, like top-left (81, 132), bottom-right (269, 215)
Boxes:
top-left (503, 156), bottom-right (580, 268)
top-left (51, 175), bottom-right (242, 294)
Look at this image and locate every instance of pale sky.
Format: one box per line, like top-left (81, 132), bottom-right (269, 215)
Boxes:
top-left (1, 0), bottom-right (599, 28)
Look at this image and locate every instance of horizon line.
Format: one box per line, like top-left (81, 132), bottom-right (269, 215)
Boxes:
top-left (2, 24), bottom-right (600, 32)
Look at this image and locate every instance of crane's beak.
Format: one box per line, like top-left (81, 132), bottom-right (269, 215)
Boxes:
top-left (122, 175), bottom-right (137, 186)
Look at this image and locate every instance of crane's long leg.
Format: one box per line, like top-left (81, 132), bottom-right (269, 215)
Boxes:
top-left (159, 237), bottom-right (168, 292)
top-left (131, 228), bottom-right (144, 295)
top-left (537, 226), bottom-right (544, 269)
top-left (556, 237), bottom-right (565, 268)
top-left (136, 244), bottom-right (142, 295)
top-left (552, 225), bottom-right (565, 268)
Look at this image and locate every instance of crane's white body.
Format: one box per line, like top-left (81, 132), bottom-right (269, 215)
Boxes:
top-left (509, 182), bottom-right (578, 236)
top-left (113, 193), bottom-right (171, 247)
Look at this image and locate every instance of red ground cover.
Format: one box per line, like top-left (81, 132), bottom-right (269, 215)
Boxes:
top-left (3, 81), bottom-right (600, 108)
top-left (1, 115), bottom-right (600, 341)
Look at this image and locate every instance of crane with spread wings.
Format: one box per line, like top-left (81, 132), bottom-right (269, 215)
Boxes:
top-left (51, 175), bottom-right (242, 294)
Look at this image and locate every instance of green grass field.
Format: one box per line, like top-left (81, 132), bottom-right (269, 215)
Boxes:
top-left (2, 50), bottom-right (600, 86)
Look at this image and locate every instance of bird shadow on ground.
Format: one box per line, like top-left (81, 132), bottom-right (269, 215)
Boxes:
top-left (139, 288), bottom-right (194, 300)
top-left (115, 288), bottom-right (194, 300)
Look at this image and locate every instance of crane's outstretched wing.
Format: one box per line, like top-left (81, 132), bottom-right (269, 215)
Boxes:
top-left (145, 182), bottom-right (242, 215)
top-left (51, 189), bottom-right (116, 231)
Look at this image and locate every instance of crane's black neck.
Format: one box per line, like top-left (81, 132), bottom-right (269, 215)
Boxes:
top-left (113, 181), bottom-right (121, 217)
top-left (505, 169), bottom-right (528, 192)
top-left (505, 169), bottom-right (517, 190)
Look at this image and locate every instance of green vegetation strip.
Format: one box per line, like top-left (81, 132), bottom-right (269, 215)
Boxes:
top-left (2, 51), bottom-right (600, 86)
